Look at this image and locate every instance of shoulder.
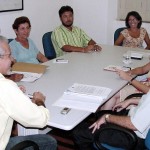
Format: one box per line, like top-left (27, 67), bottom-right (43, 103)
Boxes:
top-left (9, 39), bottom-right (17, 46)
top-left (53, 25), bottom-right (63, 32)
top-left (28, 38), bottom-right (36, 46)
top-left (28, 38), bottom-right (34, 43)
top-left (120, 28), bottom-right (129, 37)
top-left (0, 76), bottom-right (17, 89)
top-left (140, 27), bottom-right (147, 33)
top-left (121, 28), bottom-right (128, 34)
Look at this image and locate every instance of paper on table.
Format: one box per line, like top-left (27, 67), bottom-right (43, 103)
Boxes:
top-left (53, 83), bottom-right (112, 112)
top-left (131, 52), bottom-right (143, 59)
top-left (12, 71), bottom-right (42, 82)
top-left (12, 62), bottom-right (47, 74)
top-left (104, 65), bottom-right (130, 72)
top-left (66, 83), bottom-right (112, 99)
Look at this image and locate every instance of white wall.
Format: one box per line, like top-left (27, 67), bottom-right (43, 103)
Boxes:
top-left (0, 0), bottom-right (109, 53)
top-left (0, 0), bottom-right (150, 54)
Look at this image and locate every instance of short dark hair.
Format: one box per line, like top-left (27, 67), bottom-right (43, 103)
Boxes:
top-left (59, 6), bottom-right (73, 17)
top-left (12, 16), bottom-right (31, 30)
top-left (125, 11), bottom-right (142, 28)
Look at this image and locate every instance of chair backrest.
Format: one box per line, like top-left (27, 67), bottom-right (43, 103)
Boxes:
top-left (145, 129), bottom-right (150, 149)
top-left (11, 140), bottom-right (39, 150)
top-left (42, 32), bottom-right (56, 60)
top-left (8, 39), bottom-right (13, 43)
top-left (114, 27), bottom-right (126, 45)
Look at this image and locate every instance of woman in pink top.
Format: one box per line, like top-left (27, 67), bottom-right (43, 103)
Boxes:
top-left (115, 11), bottom-right (150, 49)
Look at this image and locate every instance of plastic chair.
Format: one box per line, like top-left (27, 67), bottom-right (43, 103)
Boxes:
top-left (11, 140), bottom-right (39, 150)
top-left (114, 27), bottom-right (126, 45)
top-left (42, 32), bottom-right (56, 60)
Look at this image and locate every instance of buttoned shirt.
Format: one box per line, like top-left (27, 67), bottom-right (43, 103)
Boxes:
top-left (51, 25), bottom-right (91, 57)
top-left (129, 91), bottom-right (150, 138)
top-left (0, 74), bottom-right (49, 150)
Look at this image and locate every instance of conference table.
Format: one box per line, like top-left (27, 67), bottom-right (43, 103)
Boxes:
top-left (21, 44), bottom-right (150, 131)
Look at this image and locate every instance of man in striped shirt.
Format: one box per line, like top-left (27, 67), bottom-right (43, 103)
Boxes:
top-left (51, 6), bottom-right (102, 57)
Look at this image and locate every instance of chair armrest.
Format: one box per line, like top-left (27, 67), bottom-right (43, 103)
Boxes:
top-left (94, 123), bottom-right (137, 150)
top-left (11, 140), bottom-right (39, 150)
top-left (124, 93), bottom-right (144, 100)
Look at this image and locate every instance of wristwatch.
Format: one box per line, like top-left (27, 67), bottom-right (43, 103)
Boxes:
top-left (105, 114), bottom-right (110, 122)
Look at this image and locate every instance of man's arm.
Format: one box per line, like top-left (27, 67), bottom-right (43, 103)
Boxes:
top-left (89, 114), bottom-right (137, 134)
top-left (106, 115), bottom-right (137, 130)
top-left (62, 39), bottom-right (101, 52)
top-left (112, 98), bottom-right (140, 112)
top-left (62, 44), bottom-right (96, 53)
top-left (88, 39), bottom-right (96, 45)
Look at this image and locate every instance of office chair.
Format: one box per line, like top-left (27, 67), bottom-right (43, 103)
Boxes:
top-left (42, 32), bottom-right (56, 60)
top-left (94, 93), bottom-right (145, 150)
top-left (11, 140), bottom-right (39, 150)
top-left (94, 127), bottom-right (150, 150)
top-left (8, 39), bottom-right (13, 43)
top-left (94, 124), bottom-right (137, 150)
top-left (145, 129), bottom-right (150, 149)
top-left (114, 27), bottom-right (126, 45)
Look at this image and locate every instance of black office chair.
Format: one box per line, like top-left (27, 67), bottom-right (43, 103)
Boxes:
top-left (42, 32), bottom-right (56, 60)
top-left (94, 93), bottom-right (145, 150)
top-left (114, 27), bottom-right (126, 45)
top-left (94, 124), bottom-right (137, 150)
top-left (11, 140), bottom-right (39, 150)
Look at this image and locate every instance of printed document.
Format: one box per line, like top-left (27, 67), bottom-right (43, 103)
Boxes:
top-left (53, 83), bottom-right (112, 112)
top-left (12, 71), bottom-right (42, 82)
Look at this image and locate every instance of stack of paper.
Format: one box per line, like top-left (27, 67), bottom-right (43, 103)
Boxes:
top-left (11, 62), bottom-right (47, 82)
top-left (104, 65), bottom-right (130, 72)
top-left (131, 52), bottom-right (143, 59)
top-left (53, 83), bottom-right (112, 112)
top-left (12, 71), bottom-right (42, 82)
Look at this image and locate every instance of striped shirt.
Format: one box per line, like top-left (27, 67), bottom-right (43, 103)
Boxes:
top-left (51, 25), bottom-right (91, 57)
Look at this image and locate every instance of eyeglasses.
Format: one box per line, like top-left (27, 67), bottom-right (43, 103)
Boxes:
top-left (0, 53), bottom-right (11, 58)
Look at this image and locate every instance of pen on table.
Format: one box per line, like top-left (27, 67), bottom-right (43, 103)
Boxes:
top-left (27, 94), bottom-right (33, 99)
top-left (56, 58), bottom-right (64, 62)
top-left (123, 66), bottom-right (131, 70)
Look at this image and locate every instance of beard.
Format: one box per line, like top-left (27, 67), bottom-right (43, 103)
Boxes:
top-left (62, 21), bottom-right (73, 28)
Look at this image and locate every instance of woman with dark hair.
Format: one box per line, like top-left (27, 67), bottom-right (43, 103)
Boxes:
top-left (10, 16), bottom-right (48, 64)
top-left (115, 11), bottom-right (150, 49)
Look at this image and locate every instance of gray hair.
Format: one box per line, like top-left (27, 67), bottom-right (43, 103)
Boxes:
top-left (0, 35), bottom-right (8, 56)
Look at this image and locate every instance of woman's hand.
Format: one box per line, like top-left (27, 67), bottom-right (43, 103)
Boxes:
top-left (116, 69), bottom-right (132, 81)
